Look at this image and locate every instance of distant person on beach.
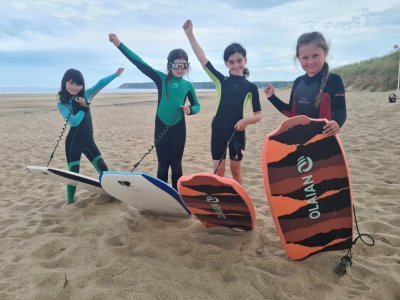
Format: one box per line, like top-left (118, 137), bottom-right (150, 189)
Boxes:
top-left (108, 33), bottom-right (200, 190)
top-left (183, 19), bottom-right (261, 185)
top-left (57, 67), bottom-right (124, 203)
top-left (264, 31), bottom-right (346, 136)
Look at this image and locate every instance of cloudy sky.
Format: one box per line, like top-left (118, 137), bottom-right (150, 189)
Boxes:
top-left (1, 0), bottom-right (399, 89)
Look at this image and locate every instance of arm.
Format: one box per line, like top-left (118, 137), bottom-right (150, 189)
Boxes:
top-left (85, 68), bottom-right (123, 102)
top-left (264, 83), bottom-right (295, 117)
top-left (323, 75), bottom-right (346, 135)
top-left (109, 33), bottom-right (163, 84)
top-left (235, 85), bottom-right (262, 131)
top-left (57, 101), bottom-right (86, 127)
top-left (182, 20), bottom-right (209, 66)
top-left (182, 83), bottom-right (200, 115)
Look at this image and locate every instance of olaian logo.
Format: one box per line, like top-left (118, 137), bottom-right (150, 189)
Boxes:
top-left (297, 156), bottom-right (321, 220)
top-left (297, 156), bottom-right (313, 173)
top-left (205, 195), bottom-right (227, 219)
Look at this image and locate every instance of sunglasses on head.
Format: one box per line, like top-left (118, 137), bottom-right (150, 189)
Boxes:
top-left (169, 62), bottom-right (190, 70)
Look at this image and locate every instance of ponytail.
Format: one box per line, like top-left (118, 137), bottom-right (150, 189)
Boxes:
top-left (314, 63), bottom-right (329, 108)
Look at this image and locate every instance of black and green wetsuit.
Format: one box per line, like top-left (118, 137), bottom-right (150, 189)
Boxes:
top-left (204, 61), bottom-right (261, 161)
top-left (57, 73), bottom-right (118, 203)
top-left (117, 43), bottom-right (200, 189)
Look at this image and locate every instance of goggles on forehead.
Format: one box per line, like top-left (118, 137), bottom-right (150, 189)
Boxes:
top-left (169, 62), bottom-right (190, 70)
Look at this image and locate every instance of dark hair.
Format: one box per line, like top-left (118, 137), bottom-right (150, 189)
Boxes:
top-left (165, 48), bottom-right (189, 100)
top-left (223, 43), bottom-right (249, 78)
top-left (296, 32), bottom-right (330, 107)
top-left (58, 69), bottom-right (85, 104)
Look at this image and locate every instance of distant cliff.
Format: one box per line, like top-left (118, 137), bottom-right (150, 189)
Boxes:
top-left (119, 81), bottom-right (292, 89)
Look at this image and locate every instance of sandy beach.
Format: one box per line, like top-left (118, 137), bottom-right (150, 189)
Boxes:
top-left (0, 89), bottom-right (399, 299)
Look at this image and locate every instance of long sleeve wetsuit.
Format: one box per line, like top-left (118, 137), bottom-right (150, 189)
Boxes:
top-left (116, 43), bottom-right (200, 189)
top-left (268, 69), bottom-right (346, 127)
top-left (57, 73), bottom-right (118, 203)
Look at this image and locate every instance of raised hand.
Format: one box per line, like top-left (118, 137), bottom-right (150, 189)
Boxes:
top-left (108, 33), bottom-right (121, 47)
top-left (116, 68), bottom-right (125, 76)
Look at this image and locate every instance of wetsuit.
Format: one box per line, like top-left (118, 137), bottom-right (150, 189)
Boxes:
top-left (203, 61), bottom-right (261, 161)
top-left (57, 73), bottom-right (118, 203)
top-left (268, 68), bottom-right (346, 127)
top-left (117, 43), bottom-right (200, 189)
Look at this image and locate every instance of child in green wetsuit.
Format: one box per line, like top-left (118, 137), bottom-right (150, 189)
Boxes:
top-left (57, 68), bottom-right (124, 203)
top-left (109, 33), bottom-right (200, 189)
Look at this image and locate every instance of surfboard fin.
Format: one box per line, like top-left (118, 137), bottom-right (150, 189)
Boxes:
top-left (335, 255), bottom-right (352, 276)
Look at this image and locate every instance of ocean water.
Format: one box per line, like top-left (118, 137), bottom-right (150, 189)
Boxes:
top-left (0, 87), bottom-right (214, 95)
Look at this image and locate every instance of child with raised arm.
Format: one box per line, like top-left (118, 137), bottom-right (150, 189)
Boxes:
top-left (264, 31), bottom-right (346, 136)
top-left (183, 19), bottom-right (261, 184)
top-left (57, 67), bottom-right (124, 203)
top-left (108, 33), bottom-right (200, 189)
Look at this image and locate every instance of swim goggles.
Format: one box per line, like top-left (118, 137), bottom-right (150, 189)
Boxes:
top-left (169, 62), bottom-right (190, 70)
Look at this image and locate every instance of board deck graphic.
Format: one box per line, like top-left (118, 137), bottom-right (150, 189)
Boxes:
top-left (26, 165), bottom-right (105, 194)
top-left (262, 115), bottom-right (353, 260)
top-left (100, 171), bottom-right (190, 216)
top-left (178, 173), bottom-right (256, 231)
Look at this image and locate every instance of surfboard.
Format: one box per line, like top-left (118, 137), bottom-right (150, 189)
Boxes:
top-left (26, 165), bottom-right (105, 194)
top-left (100, 171), bottom-right (190, 216)
top-left (177, 173), bottom-right (256, 231)
top-left (262, 115), bottom-right (353, 260)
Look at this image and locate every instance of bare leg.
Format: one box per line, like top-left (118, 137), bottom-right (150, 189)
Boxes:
top-left (213, 159), bottom-right (225, 177)
top-left (230, 160), bottom-right (242, 184)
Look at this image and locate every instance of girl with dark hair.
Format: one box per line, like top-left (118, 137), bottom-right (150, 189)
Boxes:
top-left (264, 31), bottom-right (346, 136)
top-left (183, 20), bottom-right (261, 185)
top-left (108, 33), bottom-right (200, 189)
top-left (57, 67), bottom-right (124, 203)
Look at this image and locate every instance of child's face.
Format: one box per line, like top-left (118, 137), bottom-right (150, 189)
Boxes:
top-left (170, 58), bottom-right (189, 78)
top-left (297, 43), bottom-right (327, 77)
top-left (66, 79), bottom-right (83, 95)
top-left (225, 52), bottom-right (247, 76)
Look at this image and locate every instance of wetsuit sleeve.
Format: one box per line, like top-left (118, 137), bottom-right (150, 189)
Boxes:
top-left (57, 101), bottom-right (85, 127)
top-left (117, 43), bottom-right (163, 86)
top-left (85, 73), bottom-right (118, 102)
top-left (251, 84), bottom-right (261, 112)
top-left (203, 61), bottom-right (225, 85)
top-left (330, 75), bottom-right (347, 127)
top-left (186, 83), bottom-right (200, 115)
top-left (267, 80), bottom-right (297, 117)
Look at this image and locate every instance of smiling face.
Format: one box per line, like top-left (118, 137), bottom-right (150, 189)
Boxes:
top-left (297, 43), bottom-right (327, 77)
top-left (170, 58), bottom-right (189, 77)
top-left (225, 52), bottom-right (247, 76)
top-left (65, 79), bottom-right (83, 95)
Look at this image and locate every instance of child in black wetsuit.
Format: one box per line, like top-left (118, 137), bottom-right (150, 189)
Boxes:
top-left (264, 31), bottom-right (346, 136)
top-left (183, 19), bottom-right (261, 185)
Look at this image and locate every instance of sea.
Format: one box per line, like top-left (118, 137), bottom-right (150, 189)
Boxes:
top-left (0, 87), bottom-right (214, 95)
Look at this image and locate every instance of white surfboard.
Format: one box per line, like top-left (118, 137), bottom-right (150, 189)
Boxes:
top-left (100, 171), bottom-right (191, 216)
top-left (26, 165), bottom-right (105, 194)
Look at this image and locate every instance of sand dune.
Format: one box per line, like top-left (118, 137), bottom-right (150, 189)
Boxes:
top-left (0, 90), bottom-right (399, 299)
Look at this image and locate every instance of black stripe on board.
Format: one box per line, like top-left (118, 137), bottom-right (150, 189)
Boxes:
top-left (49, 168), bottom-right (101, 188)
top-left (181, 184), bottom-right (236, 194)
top-left (279, 178), bottom-right (350, 200)
top-left (278, 188), bottom-right (351, 220)
top-left (287, 228), bottom-right (352, 247)
top-left (269, 136), bottom-right (342, 168)
top-left (182, 194), bottom-right (247, 205)
top-left (271, 121), bottom-right (325, 145)
top-left (294, 237), bottom-right (353, 260)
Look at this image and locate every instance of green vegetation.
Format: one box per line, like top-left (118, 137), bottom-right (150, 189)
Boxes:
top-left (333, 51), bottom-right (399, 91)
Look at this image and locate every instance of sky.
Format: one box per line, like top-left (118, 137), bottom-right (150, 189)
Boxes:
top-left (0, 0), bottom-right (399, 89)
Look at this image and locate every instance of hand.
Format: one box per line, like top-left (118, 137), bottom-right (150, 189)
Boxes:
top-left (116, 68), bottom-right (125, 75)
top-left (108, 33), bottom-right (121, 47)
top-left (180, 105), bottom-right (191, 115)
top-left (75, 97), bottom-right (87, 107)
top-left (182, 19), bottom-right (193, 35)
top-left (264, 83), bottom-right (275, 98)
top-left (234, 119), bottom-right (247, 132)
top-left (323, 120), bottom-right (340, 136)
